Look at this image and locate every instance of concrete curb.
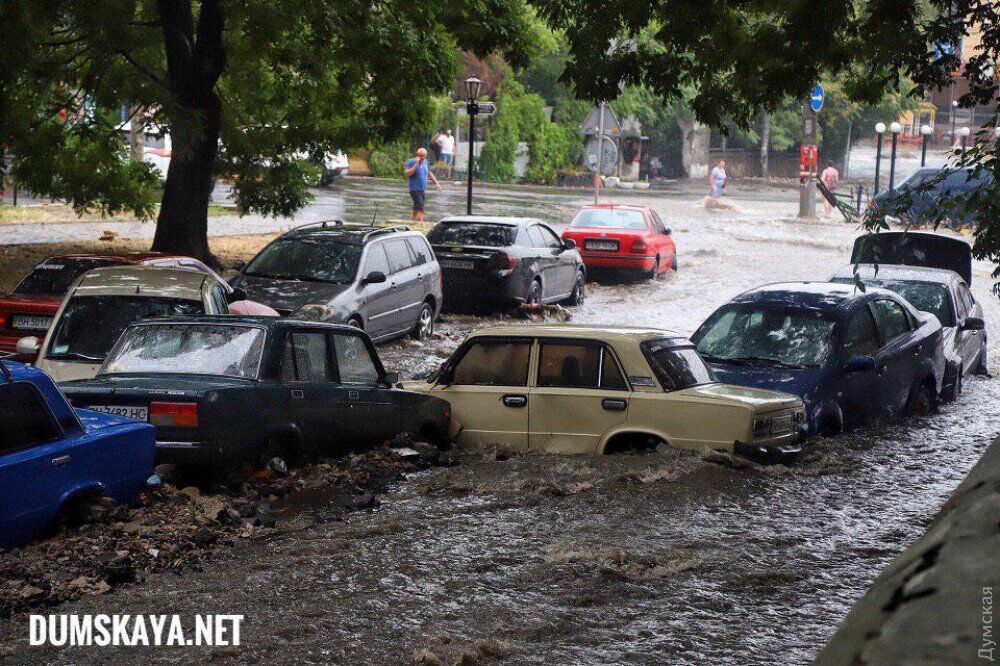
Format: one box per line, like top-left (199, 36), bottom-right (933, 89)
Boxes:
top-left (815, 436), bottom-right (1000, 665)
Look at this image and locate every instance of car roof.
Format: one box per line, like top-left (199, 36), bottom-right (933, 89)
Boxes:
top-left (437, 216), bottom-right (543, 227)
top-left (1, 359), bottom-right (48, 384)
top-left (831, 263), bottom-right (964, 285)
top-left (72, 266), bottom-right (214, 298)
top-left (130, 314), bottom-right (360, 334)
top-left (468, 323), bottom-right (690, 344)
top-left (732, 281), bottom-right (888, 311)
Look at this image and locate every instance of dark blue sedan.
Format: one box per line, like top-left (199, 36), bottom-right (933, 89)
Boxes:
top-left (0, 360), bottom-right (155, 550)
top-left (690, 282), bottom-right (946, 436)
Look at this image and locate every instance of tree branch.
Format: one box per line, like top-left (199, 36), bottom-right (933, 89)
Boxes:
top-left (119, 50), bottom-right (168, 90)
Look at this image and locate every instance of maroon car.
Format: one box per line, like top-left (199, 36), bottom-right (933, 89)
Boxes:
top-left (0, 253), bottom-right (224, 359)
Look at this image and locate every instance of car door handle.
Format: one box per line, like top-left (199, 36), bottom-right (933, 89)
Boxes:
top-left (291, 390), bottom-right (304, 399)
top-left (602, 398), bottom-right (628, 412)
top-left (501, 394), bottom-right (527, 408)
top-left (51, 455), bottom-right (70, 467)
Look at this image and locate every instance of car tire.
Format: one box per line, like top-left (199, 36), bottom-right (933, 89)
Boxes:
top-left (646, 257), bottom-right (660, 281)
top-left (527, 279), bottom-right (543, 306)
top-left (411, 303), bottom-right (434, 340)
top-left (943, 366), bottom-right (963, 402)
top-left (564, 272), bottom-right (585, 306)
top-left (908, 380), bottom-right (938, 416)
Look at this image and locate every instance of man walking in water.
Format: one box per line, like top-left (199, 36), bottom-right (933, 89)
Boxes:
top-left (709, 159), bottom-right (727, 199)
top-left (820, 160), bottom-right (840, 217)
top-left (404, 147), bottom-right (441, 222)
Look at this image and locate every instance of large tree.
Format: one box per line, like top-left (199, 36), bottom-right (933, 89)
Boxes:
top-left (534, 0), bottom-right (1000, 279)
top-left (0, 0), bottom-right (536, 264)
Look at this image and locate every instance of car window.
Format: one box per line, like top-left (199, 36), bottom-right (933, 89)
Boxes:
top-left (427, 223), bottom-right (517, 247)
top-left (363, 243), bottom-right (390, 277)
top-left (958, 283), bottom-right (975, 313)
top-left (0, 382), bottom-right (63, 453)
top-left (385, 239), bottom-right (414, 274)
top-left (953, 284), bottom-right (968, 319)
top-left (333, 334), bottom-right (380, 384)
top-left (105, 325), bottom-right (266, 379)
top-left (570, 209), bottom-right (647, 230)
top-left (526, 226), bottom-right (549, 248)
top-left (844, 308), bottom-right (880, 357)
top-left (452, 340), bottom-right (531, 387)
top-left (244, 238), bottom-right (362, 284)
top-left (693, 306), bottom-right (835, 369)
top-left (406, 237), bottom-right (431, 266)
top-left (641, 340), bottom-right (714, 391)
top-left (538, 225), bottom-right (563, 248)
top-left (649, 211), bottom-right (666, 234)
top-left (536, 342), bottom-right (627, 390)
top-left (13, 257), bottom-right (127, 296)
top-left (281, 332), bottom-right (332, 382)
top-left (871, 299), bottom-right (911, 342)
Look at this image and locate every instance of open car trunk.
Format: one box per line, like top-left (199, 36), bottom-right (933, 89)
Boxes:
top-left (851, 231), bottom-right (973, 285)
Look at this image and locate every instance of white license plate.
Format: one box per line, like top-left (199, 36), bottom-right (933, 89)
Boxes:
top-left (771, 415), bottom-right (794, 433)
top-left (12, 315), bottom-right (52, 330)
top-left (89, 405), bottom-right (149, 421)
top-left (584, 240), bottom-right (619, 252)
top-left (441, 259), bottom-right (475, 270)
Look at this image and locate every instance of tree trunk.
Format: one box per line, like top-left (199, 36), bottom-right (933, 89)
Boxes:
top-left (759, 111), bottom-right (771, 178)
top-left (128, 108), bottom-right (145, 163)
top-left (150, 0), bottom-right (225, 267)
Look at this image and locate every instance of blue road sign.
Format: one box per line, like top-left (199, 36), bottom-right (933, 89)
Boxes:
top-left (810, 84), bottom-right (825, 113)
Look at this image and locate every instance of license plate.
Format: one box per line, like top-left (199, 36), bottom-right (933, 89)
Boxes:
top-left (88, 405), bottom-right (149, 421)
top-left (771, 415), bottom-right (794, 433)
top-left (12, 315), bottom-right (52, 330)
top-left (441, 259), bottom-right (475, 270)
top-left (584, 240), bottom-right (619, 252)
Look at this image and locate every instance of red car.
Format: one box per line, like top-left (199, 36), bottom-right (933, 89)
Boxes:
top-left (0, 253), bottom-right (224, 359)
top-left (560, 204), bottom-right (677, 279)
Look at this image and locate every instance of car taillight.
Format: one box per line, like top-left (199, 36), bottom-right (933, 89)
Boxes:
top-left (150, 402), bottom-right (199, 427)
top-left (630, 239), bottom-right (648, 254)
top-left (0, 312), bottom-right (7, 330)
top-left (487, 252), bottom-right (519, 271)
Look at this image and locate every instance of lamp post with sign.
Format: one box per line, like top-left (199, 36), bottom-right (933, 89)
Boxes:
top-left (888, 121), bottom-right (902, 191)
top-left (464, 77), bottom-right (482, 215)
top-left (873, 123), bottom-right (886, 197)
top-left (959, 126), bottom-right (971, 155)
top-left (798, 84), bottom-right (824, 218)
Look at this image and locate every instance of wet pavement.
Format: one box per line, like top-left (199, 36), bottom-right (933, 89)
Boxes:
top-left (1, 179), bottom-right (999, 665)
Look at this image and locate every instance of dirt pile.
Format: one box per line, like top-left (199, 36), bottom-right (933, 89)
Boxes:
top-left (0, 441), bottom-right (452, 619)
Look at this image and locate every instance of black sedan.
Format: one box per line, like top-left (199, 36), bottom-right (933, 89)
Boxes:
top-left (60, 316), bottom-right (451, 474)
top-left (428, 216), bottom-right (586, 311)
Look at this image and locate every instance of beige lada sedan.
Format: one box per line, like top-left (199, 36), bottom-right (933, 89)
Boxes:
top-left (405, 324), bottom-right (807, 461)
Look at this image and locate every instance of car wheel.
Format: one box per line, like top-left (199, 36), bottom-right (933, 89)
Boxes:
top-left (908, 381), bottom-right (938, 416)
top-left (257, 440), bottom-right (292, 476)
top-left (565, 272), bottom-right (585, 306)
top-left (411, 303), bottom-right (434, 340)
top-left (943, 366), bottom-right (963, 402)
top-left (527, 280), bottom-right (543, 306)
top-left (646, 257), bottom-right (660, 280)
top-left (347, 316), bottom-right (363, 330)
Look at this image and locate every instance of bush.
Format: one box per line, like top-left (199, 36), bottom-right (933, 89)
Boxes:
top-left (479, 120), bottom-right (519, 183)
top-left (524, 122), bottom-right (577, 185)
top-left (368, 142), bottom-right (410, 178)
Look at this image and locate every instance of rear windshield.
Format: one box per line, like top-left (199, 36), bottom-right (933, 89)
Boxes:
top-left (832, 278), bottom-right (954, 327)
top-left (570, 209), bottom-right (646, 230)
top-left (641, 340), bottom-right (714, 391)
top-left (428, 223), bottom-right (517, 247)
top-left (13, 258), bottom-right (126, 296)
top-left (47, 296), bottom-right (203, 363)
top-left (104, 325), bottom-right (266, 379)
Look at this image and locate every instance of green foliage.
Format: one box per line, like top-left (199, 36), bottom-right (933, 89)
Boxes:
top-left (480, 119), bottom-right (520, 183)
top-left (524, 122), bottom-right (577, 184)
top-left (479, 80), bottom-right (549, 183)
top-left (368, 142), bottom-right (412, 179)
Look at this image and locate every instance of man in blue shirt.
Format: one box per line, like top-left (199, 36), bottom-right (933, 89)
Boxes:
top-left (404, 147), bottom-right (441, 221)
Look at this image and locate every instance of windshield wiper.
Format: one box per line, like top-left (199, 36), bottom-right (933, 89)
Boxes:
top-left (48, 351), bottom-right (104, 362)
top-left (725, 356), bottom-right (807, 369)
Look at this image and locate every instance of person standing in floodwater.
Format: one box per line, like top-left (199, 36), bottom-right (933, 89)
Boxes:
top-left (820, 160), bottom-right (840, 217)
top-left (709, 159), bottom-right (727, 199)
top-left (404, 147), bottom-right (441, 222)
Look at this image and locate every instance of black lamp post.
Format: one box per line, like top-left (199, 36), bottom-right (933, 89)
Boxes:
top-left (950, 99), bottom-right (958, 147)
top-left (959, 126), bottom-right (971, 161)
top-left (464, 76), bottom-right (482, 215)
top-left (873, 123), bottom-right (886, 197)
top-left (888, 121), bottom-right (901, 191)
top-left (920, 124), bottom-right (933, 167)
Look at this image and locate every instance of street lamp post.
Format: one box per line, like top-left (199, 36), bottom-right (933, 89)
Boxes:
top-left (951, 100), bottom-right (959, 147)
top-left (464, 76), bottom-right (482, 215)
top-left (959, 126), bottom-right (971, 163)
top-left (874, 123), bottom-right (886, 197)
top-left (920, 124), bottom-right (933, 167)
top-left (888, 121), bottom-right (902, 191)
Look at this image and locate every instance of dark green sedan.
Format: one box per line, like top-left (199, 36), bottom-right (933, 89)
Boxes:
top-left (60, 316), bottom-right (451, 474)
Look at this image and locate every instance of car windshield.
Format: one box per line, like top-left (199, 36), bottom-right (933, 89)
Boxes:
top-left (47, 296), bottom-right (203, 362)
top-left (570, 209), bottom-right (646, 230)
top-left (103, 324), bottom-right (266, 379)
top-left (13, 258), bottom-right (126, 296)
top-left (833, 278), bottom-right (953, 326)
top-left (693, 305), bottom-right (836, 369)
top-left (641, 340), bottom-right (715, 391)
top-left (427, 223), bottom-right (517, 247)
top-left (244, 238), bottom-right (362, 283)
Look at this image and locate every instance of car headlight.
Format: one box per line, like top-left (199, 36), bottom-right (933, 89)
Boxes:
top-left (753, 416), bottom-right (772, 437)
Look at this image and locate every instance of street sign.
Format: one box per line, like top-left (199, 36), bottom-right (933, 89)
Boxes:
top-left (580, 104), bottom-right (622, 136)
top-left (476, 101), bottom-right (496, 116)
top-left (584, 135), bottom-right (618, 175)
top-left (810, 84), bottom-right (825, 113)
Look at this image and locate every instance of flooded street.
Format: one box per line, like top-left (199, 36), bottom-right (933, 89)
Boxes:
top-left (3, 179), bottom-right (999, 664)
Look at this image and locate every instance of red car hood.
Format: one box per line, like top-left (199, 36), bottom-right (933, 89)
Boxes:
top-left (0, 294), bottom-right (63, 314)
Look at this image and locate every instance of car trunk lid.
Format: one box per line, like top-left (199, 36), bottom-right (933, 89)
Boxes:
top-left (563, 227), bottom-right (647, 255)
top-left (432, 245), bottom-right (516, 275)
top-left (851, 231), bottom-right (973, 284)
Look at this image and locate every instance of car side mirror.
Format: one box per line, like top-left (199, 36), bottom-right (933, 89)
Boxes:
top-left (226, 287), bottom-right (248, 303)
top-left (383, 371), bottom-right (399, 386)
top-left (231, 259), bottom-right (246, 271)
top-left (363, 271), bottom-right (387, 285)
top-left (562, 238), bottom-right (577, 251)
top-left (962, 316), bottom-right (985, 331)
top-left (844, 354), bottom-right (876, 373)
top-left (16, 336), bottom-right (40, 356)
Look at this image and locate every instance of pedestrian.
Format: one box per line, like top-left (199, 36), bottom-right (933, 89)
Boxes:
top-left (709, 159), bottom-right (727, 198)
top-left (404, 147), bottom-right (441, 222)
top-left (436, 128), bottom-right (455, 179)
top-left (820, 160), bottom-right (840, 217)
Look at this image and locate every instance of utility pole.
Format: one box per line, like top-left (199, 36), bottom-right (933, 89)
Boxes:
top-left (798, 99), bottom-right (819, 218)
top-left (594, 102), bottom-right (606, 204)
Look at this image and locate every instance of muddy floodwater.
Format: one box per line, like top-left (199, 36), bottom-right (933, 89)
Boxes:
top-left (3, 180), bottom-right (999, 664)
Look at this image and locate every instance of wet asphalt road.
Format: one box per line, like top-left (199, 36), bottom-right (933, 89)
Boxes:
top-left (1, 179), bottom-right (998, 665)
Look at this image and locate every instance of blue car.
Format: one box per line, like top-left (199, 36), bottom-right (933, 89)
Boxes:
top-left (690, 282), bottom-right (946, 436)
top-left (0, 360), bottom-right (155, 550)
